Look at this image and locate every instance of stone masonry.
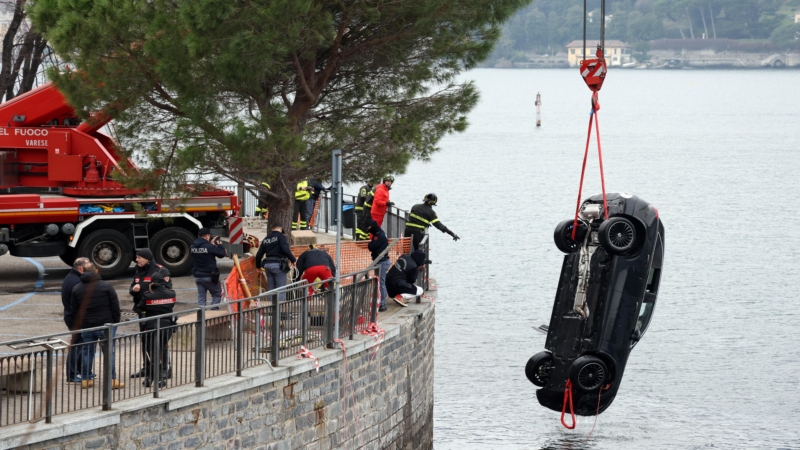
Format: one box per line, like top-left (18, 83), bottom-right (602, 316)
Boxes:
top-left (1, 299), bottom-right (435, 450)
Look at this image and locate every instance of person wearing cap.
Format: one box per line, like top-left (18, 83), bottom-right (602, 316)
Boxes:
top-left (370, 176), bottom-right (395, 228)
top-left (367, 221), bottom-right (391, 312)
top-left (138, 272), bottom-right (177, 388)
top-left (190, 227), bottom-right (227, 309)
top-left (385, 250), bottom-right (429, 307)
top-left (129, 248), bottom-right (172, 379)
top-left (404, 193), bottom-right (459, 251)
top-left (296, 245), bottom-right (336, 295)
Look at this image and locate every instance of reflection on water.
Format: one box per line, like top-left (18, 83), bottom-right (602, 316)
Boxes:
top-left (388, 69), bottom-right (800, 449)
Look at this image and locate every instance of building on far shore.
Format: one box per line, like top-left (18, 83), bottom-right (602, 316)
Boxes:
top-left (795, 12), bottom-right (799, 23)
top-left (566, 40), bottom-right (633, 67)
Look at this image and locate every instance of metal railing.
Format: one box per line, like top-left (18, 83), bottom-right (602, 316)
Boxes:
top-left (0, 269), bottom-right (379, 428)
top-left (312, 191), bottom-right (409, 239)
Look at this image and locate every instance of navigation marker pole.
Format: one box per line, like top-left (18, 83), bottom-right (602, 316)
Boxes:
top-left (536, 92), bottom-right (542, 127)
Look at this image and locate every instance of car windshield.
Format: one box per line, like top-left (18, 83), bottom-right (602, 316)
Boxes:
top-left (635, 266), bottom-right (660, 336)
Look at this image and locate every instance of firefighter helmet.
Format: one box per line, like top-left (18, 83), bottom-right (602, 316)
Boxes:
top-left (383, 175), bottom-right (395, 183)
top-left (423, 193), bottom-right (437, 206)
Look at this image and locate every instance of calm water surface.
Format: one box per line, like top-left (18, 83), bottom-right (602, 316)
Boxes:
top-left (388, 69), bottom-right (800, 449)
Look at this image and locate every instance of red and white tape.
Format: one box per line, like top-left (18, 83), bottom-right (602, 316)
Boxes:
top-left (360, 322), bottom-right (386, 358)
top-left (297, 346), bottom-right (319, 372)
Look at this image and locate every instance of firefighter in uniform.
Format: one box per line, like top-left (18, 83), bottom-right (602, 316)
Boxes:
top-left (255, 182), bottom-right (270, 216)
top-left (138, 272), bottom-right (177, 388)
top-left (293, 179), bottom-right (311, 230)
top-left (354, 181), bottom-right (375, 240)
top-left (129, 248), bottom-right (172, 379)
top-left (403, 193), bottom-right (460, 251)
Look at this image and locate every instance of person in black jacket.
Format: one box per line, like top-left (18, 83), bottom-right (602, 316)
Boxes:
top-left (62, 257), bottom-right (89, 383)
top-left (306, 179), bottom-right (328, 223)
top-left (385, 250), bottom-right (429, 307)
top-left (190, 228), bottom-right (227, 308)
top-left (138, 272), bottom-right (177, 388)
top-left (256, 225), bottom-right (297, 297)
top-left (355, 181), bottom-right (376, 241)
top-left (68, 263), bottom-right (124, 389)
top-left (403, 193), bottom-right (459, 251)
top-left (296, 246), bottom-right (336, 295)
top-left (129, 248), bottom-right (171, 378)
top-left (367, 221), bottom-right (391, 312)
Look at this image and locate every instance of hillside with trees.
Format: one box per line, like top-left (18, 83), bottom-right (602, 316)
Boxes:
top-left (488, 0), bottom-right (800, 63)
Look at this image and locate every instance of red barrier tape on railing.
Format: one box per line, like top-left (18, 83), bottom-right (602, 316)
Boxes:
top-left (297, 346), bottom-right (319, 372)
top-left (360, 322), bottom-right (386, 359)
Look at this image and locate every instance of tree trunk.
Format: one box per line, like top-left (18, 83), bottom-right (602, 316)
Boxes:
top-left (685, 8), bottom-right (695, 39)
top-left (708, 3), bottom-right (717, 39)
top-left (265, 183), bottom-right (294, 239)
top-left (699, 7), bottom-right (709, 39)
top-left (676, 21), bottom-right (687, 39)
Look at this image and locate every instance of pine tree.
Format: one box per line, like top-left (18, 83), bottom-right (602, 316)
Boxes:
top-left (32, 0), bottom-right (529, 229)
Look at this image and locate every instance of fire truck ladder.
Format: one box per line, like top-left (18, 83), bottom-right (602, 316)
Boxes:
top-left (132, 222), bottom-right (150, 250)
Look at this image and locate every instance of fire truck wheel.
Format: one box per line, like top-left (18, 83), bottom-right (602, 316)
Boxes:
top-left (78, 229), bottom-right (133, 279)
top-left (151, 227), bottom-right (195, 277)
top-left (59, 248), bottom-right (77, 267)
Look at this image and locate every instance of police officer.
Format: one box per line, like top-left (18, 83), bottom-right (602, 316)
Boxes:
top-left (354, 181), bottom-right (375, 240)
top-left (293, 179), bottom-right (311, 230)
top-left (129, 248), bottom-right (171, 378)
top-left (403, 193), bottom-right (459, 251)
top-left (138, 272), bottom-right (176, 388)
top-left (190, 227), bottom-right (227, 309)
top-left (255, 225), bottom-right (297, 293)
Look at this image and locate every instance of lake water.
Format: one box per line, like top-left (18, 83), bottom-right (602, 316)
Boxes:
top-left (388, 69), bottom-right (800, 449)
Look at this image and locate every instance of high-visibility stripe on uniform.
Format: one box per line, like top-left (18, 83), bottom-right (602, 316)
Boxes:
top-left (406, 222), bottom-right (425, 229)
top-left (295, 181), bottom-right (310, 201)
top-left (409, 213), bottom-right (431, 225)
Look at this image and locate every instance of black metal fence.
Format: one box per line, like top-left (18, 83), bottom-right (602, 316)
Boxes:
top-left (0, 269), bottom-right (380, 428)
top-left (312, 191), bottom-right (408, 239)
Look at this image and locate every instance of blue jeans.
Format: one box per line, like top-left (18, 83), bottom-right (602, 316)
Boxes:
top-left (66, 331), bottom-right (84, 379)
top-left (263, 262), bottom-right (287, 301)
top-left (378, 259), bottom-right (391, 308)
top-left (306, 198), bottom-right (316, 222)
top-left (196, 277), bottom-right (222, 307)
top-left (80, 328), bottom-right (116, 380)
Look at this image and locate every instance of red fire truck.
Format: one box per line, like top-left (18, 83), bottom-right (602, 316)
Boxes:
top-left (0, 84), bottom-right (238, 278)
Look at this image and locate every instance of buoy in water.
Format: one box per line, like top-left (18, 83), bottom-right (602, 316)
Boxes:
top-left (535, 92), bottom-right (542, 127)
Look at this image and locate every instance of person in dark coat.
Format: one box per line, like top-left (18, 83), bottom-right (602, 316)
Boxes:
top-left (385, 250), bottom-right (429, 307)
top-left (256, 225), bottom-right (297, 298)
top-left (190, 228), bottom-right (227, 308)
top-left (138, 272), bottom-right (177, 388)
top-left (68, 263), bottom-right (124, 390)
top-left (129, 248), bottom-right (172, 378)
top-left (296, 246), bottom-right (336, 295)
top-left (306, 179), bottom-right (328, 223)
top-left (367, 221), bottom-right (391, 312)
top-left (62, 257), bottom-right (89, 382)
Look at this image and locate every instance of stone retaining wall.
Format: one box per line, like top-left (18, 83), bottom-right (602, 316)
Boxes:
top-left (1, 300), bottom-right (435, 450)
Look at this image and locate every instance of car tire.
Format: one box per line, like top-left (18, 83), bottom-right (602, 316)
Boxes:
top-left (77, 229), bottom-right (133, 279)
top-left (59, 247), bottom-right (77, 267)
top-left (151, 227), bottom-right (196, 276)
top-left (569, 355), bottom-right (607, 392)
top-left (598, 216), bottom-right (637, 255)
top-left (554, 220), bottom-right (586, 253)
top-left (525, 351), bottom-right (554, 387)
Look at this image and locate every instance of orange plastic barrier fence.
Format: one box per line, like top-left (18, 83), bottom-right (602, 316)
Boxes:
top-left (225, 255), bottom-right (262, 310)
top-left (290, 238), bottom-right (411, 281)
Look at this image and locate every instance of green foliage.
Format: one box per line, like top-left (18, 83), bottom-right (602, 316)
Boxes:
top-left (770, 22), bottom-right (800, 48)
top-left (31, 0), bottom-right (528, 225)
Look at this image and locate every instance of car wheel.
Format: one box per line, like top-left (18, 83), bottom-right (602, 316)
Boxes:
top-left (598, 216), bottom-right (637, 255)
top-left (569, 355), bottom-right (607, 392)
top-left (525, 351), bottom-right (554, 387)
top-left (59, 247), bottom-right (77, 267)
top-left (554, 220), bottom-right (586, 254)
top-left (151, 227), bottom-right (196, 276)
top-left (77, 229), bottom-right (133, 279)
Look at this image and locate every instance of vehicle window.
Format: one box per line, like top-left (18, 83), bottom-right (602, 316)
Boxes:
top-left (646, 267), bottom-right (661, 294)
top-left (635, 300), bottom-right (655, 336)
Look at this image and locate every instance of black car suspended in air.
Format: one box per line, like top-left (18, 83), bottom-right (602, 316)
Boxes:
top-left (526, 192), bottom-right (664, 416)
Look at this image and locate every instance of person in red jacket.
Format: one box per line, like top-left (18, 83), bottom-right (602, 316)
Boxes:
top-left (370, 175), bottom-right (394, 227)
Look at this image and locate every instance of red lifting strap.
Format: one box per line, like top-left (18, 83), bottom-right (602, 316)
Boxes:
top-left (571, 96), bottom-right (609, 241)
top-left (561, 379), bottom-right (577, 429)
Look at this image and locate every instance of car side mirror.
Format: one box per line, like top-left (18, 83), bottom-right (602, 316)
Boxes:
top-left (630, 329), bottom-right (641, 342)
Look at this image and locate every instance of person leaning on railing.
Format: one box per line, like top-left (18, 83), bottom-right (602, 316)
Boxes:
top-left (67, 262), bottom-right (124, 390)
top-left (138, 272), bottom-right (177, 388)
top-left (370, 175), bottom-right (394, 228)
top-left (385, 250), bottom-right (429, 308)
top-left (296, 245), bottom-right (337, 295)
top-left (404, 193), bottom-right (459, 251)
top-left (367, 220), bottom-right (391, 312)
